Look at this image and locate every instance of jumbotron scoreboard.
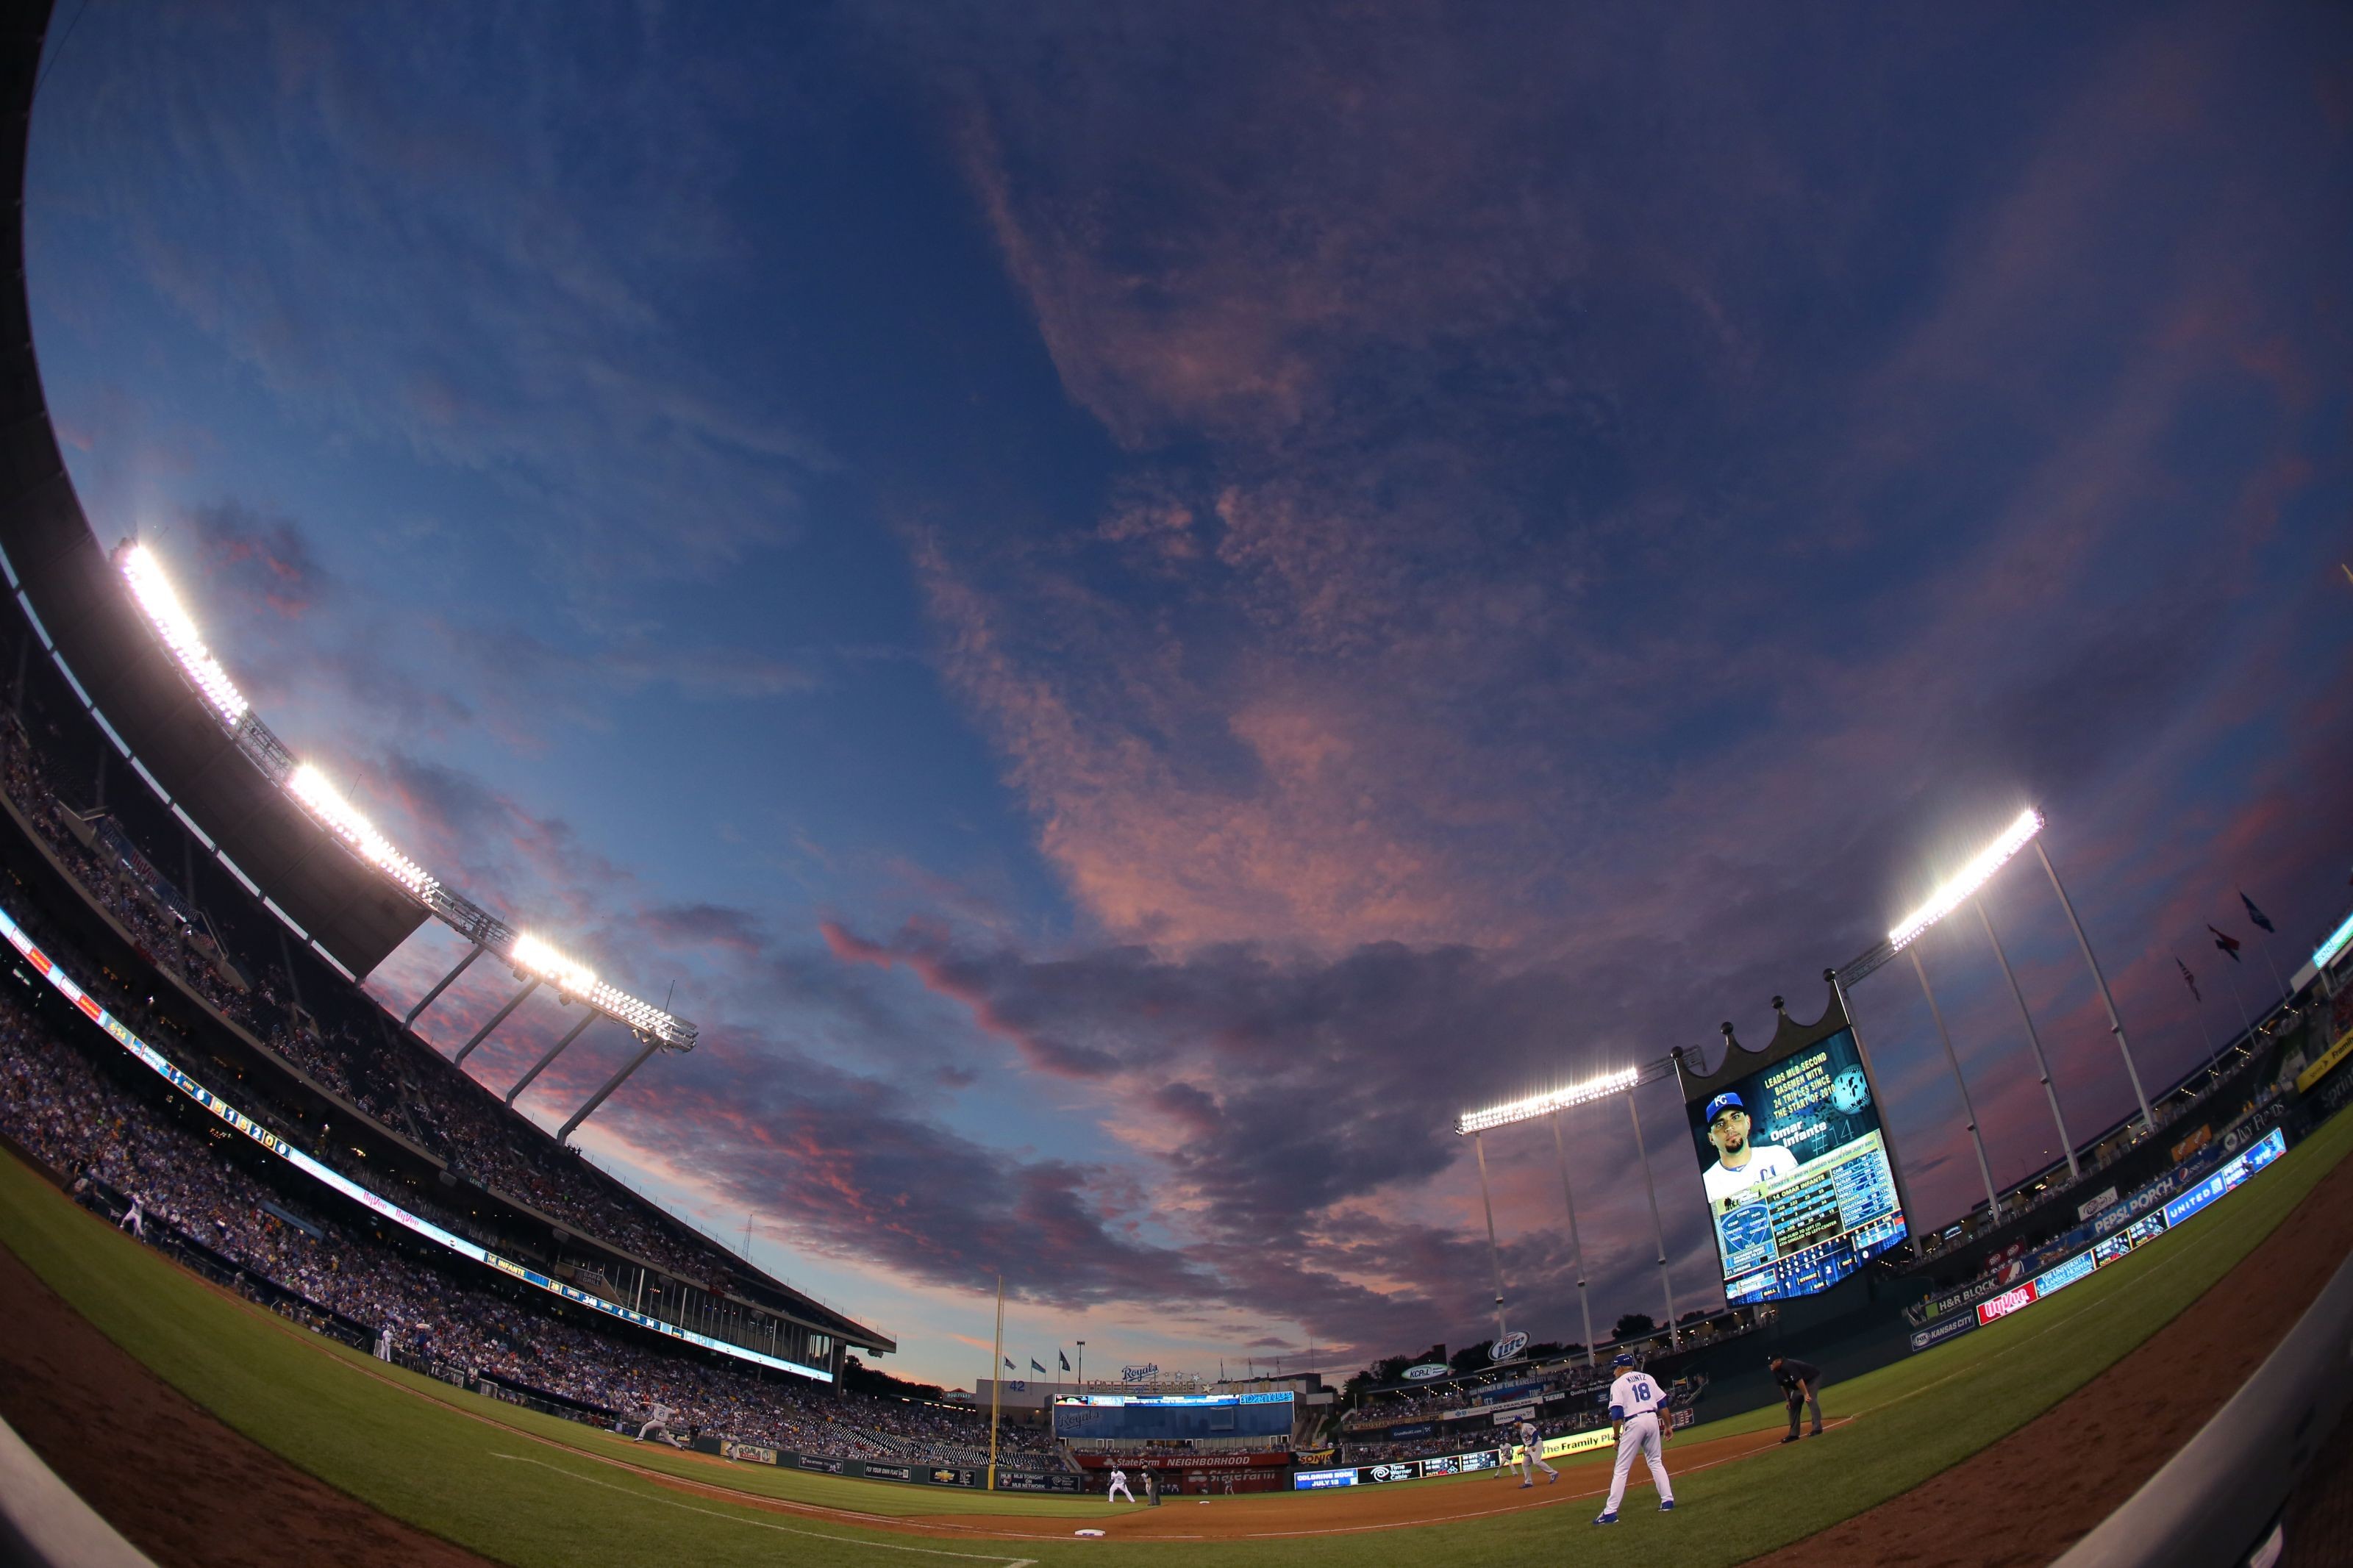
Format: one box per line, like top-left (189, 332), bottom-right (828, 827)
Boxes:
top-left (1680, 991), bottom-right (1910, 1303)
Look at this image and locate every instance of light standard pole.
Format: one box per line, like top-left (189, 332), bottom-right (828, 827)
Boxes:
top-left (1624, 1086), bottom-right (1679, 1350)
top-left (1076, 1340), bottom-right (1085, 1395)
top-left (1910, 948), bottom-right (2003, 1223)
top-left (1471, 1130), bottom-right (1509, 1345)
top-left (1974, 898), bottom-right (2078, 1181)
top-left (2034, 840), bottom-right (2152, 1131)
top-left (1549, 1109), bottom-right (1599, 1368)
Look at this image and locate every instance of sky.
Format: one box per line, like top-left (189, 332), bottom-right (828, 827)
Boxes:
top-left (21, 1), bottom-right (2353, 1389)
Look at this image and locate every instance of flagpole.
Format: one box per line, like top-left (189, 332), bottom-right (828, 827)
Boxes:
top-left (2221, 959), bottom-right (2257, 1062)
top-left (989, 1275), bottom-right (1002, 1493)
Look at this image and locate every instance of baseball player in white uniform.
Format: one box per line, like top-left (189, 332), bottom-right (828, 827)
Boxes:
top-left (1594, 1353), bottom-right (1675, 1524)
top-left (118, 1195), bottom-right (145, 1237)
top-left (1107, 1467), bottom-right (1135, 1503)
top-left (635, 1401), bottom-right (680, 1447)
top-left (1513, 1419), bottom-right (1557, 1486)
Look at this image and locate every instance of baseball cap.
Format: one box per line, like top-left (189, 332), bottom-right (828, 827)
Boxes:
top-left (1612, 1353), bottom-right (1635, 1367)
top-left (1704, 1091), bottom-right (1746, 1125)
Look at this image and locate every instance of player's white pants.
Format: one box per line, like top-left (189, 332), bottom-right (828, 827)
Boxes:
top-left (1108, 1479), bottom-right (1135, 1502)
top-left (636, 1420), bottom-right (674, 1445)
top-left (1517, 1445), bottom-right (1556, 1481)
top-left (1603, 1414), bottom-right (1672, 1514)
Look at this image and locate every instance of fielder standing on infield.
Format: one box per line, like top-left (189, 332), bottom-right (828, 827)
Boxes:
top-left (1513, 1419), bottom-right (1558, 1488)
top-left (1594, 1353), bottom-right (1675, 1525)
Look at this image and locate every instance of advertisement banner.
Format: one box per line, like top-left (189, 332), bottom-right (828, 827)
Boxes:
top-left (1293, 1468), bottom-right (1357, 1490)
top-left (2075, 1186), bottom-right (2118, 1222)
top-left (2296, 1030), bottom-right (2353, 1095)
top-left (1690, 1028), bottom-right (1908, 1303)
top-left (1909, 1313), bottom-right (1981, 1353)
top-left (1977, 1281), bottom-right (2040, 1325)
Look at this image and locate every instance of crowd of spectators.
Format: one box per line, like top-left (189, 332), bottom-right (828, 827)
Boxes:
top-left (0, 709), bottom-right (762, 1295)
top-left (0, 989), bottom-right (1057, 1466)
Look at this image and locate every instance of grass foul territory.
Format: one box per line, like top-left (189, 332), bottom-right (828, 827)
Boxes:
top-left (1, 1103), bottom-right (2349, 1568)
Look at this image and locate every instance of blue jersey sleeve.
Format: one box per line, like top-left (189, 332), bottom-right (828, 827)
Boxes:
top-left (1609, 1403), bottom-right (1625, 1420)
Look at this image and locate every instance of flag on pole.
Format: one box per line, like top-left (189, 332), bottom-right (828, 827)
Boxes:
top-left (1005, 1357), bottom-right (1016, 1371)
top-left (2177, 959), bottom-right (2200, 1002)
top-left (1059, 1351), bottom-right (1071, 1372)
top-left (1031, 1358), bottom-right (1047, 1375)
top-left (2209, 926), bottom-right (2243, 962)
top-left (2239, 893), bottom-right (2276, 934)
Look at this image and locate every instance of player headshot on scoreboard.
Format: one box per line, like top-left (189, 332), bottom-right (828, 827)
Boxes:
top-left (1701, 1091), bottom-right (1797, 1206)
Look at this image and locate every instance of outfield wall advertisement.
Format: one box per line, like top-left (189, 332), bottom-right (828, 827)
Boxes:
top-left (1689, 1028), bottom-right (1907, 1303)
top-left (1904, 1128), bottom-right (2289, 1353)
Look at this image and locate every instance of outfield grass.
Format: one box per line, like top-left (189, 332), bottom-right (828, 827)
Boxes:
top-left (2, 1104), bottom-right (2349, 1568)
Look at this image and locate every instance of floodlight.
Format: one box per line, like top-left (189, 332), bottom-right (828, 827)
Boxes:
top-left (1457, 1066), bottom-right (1641, 1134)
top-left (2314, 909), bottom-right (2353, 973)
top-left (513, 932), bottom-right (601, 995)
top-left (1888, 808), bottom-right (2044, 953)
top-left (511, 932), bottom-right (682, 1039)
top-left (118, 543), bottom-right (249, 725)
top-left (288, 765), bottom-right (440, 902)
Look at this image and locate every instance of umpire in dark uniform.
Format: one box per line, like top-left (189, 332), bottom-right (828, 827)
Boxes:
top-left (1769, 1354), bottom-right (1824, 1442)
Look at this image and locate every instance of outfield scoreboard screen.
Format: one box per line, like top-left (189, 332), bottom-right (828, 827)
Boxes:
top-left (1052, 1391), bottom-right (1293, 1443)
top-left (1688, 1027), bottom-right (1907, 1303)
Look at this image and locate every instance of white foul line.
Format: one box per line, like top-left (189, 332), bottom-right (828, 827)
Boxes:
top-left (490, 1453), bottom-right (1037, 1567)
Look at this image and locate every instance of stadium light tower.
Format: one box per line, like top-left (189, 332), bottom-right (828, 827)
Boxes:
top-left (1975, 898), bottom-right (2078, 1181)
top-left (2032, 838), bottom-right (2153, 1131)
top-left (1457, 1067), bottom-right (1646, 1358)
top-left (1887, 809), bottom-right (2044, 1222)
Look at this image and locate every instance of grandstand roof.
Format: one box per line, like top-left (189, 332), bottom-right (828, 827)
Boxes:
top-left (0, 18), bottom-right (429, 981)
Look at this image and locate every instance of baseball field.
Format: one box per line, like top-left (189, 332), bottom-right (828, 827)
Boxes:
top-left (4, 1100), bottom-right (2351, 1568)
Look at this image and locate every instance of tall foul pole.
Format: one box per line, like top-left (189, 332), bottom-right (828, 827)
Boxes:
top-left (1471, 1131), bottom-right (1510, 1345)
top-left (1549, 1110), bottom-right (1599, 1367)
top-left (988, 1275), bottom-right (1003, 1493)
top-left (1624, 1086), bottom-right (1679, 1350)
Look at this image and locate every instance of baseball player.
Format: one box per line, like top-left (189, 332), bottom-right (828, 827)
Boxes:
top-left (1770, 1354), bottom-right (1824, 1440)
top-left (635, 1400), bottom-right (681, 1447)
top-left (1107, 1467), bottom-right (1136, 1503)
top-left (1701, 1092), bottom-right (1798, 1206)
top-left (117, 1194), bottom-right (145, 1238)
top-left (1514, 1419), bottom-right (1558, 1487)
top-left (1593, 1353), bottom-right (1675, 1525)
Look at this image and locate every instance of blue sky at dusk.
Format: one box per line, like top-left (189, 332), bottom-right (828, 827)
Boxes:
top-left (23, 3), bottom-right (2352, 1386)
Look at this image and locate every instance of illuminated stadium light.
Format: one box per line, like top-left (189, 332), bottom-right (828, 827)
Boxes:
top-left (510, 931), bottom-right (682, 1039)
top-left (1457, 1066), bottom-right (1641, 1134)
top-left (287, 765), bottom-right (440, 903)
top-left (118, 542), bottom-right (250, 725)
top-left (1888, 808), bottom-right (2044, 953)
top-left (2315, 909), bottom-right (2353, 973)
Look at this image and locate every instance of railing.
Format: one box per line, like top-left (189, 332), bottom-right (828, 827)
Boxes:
top-left (2053, 1247), bottom-right (2353, 1566)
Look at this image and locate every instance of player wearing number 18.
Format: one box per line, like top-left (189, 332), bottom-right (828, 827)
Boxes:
top-left (1592, 1354), bottom-right (1676, 1525)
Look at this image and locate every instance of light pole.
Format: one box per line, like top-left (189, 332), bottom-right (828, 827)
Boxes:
top-left (1975, 898), bottom-right (2078, 1181)
top-left (1549, 1110), bottom-right (1598, 1368)
top-left (1624, 1085), bottom-right (1680, 1350)
top-left (1471, 1130), bottom-right (1509, 1346)
top-left (1910, 948), bottom-right (2003, 1223)
top-left (2033, 839), bottom-right (2152, 1131)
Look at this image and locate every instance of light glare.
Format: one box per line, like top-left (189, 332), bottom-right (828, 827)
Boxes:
top-left (288, 765), bottom-right (440, 902)
top-left (1457, 1066), bottom-right (1641, 1134)
top-left (1888, 808), bottom-right (2044, 953)
top-left (510, 932), bottom-right (679, 1038)
top-left (120, 543), bottom-right (249, 725)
